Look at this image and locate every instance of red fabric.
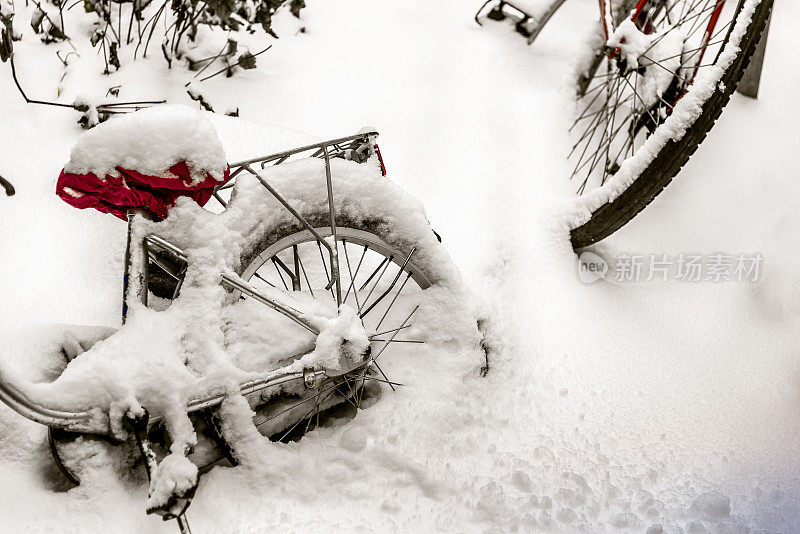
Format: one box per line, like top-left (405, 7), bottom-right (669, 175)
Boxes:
top-left (56, 162), bottom-right (230, 221)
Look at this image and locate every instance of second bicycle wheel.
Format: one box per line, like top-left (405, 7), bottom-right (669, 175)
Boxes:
top-left (569, 0), bottom-right (773, 248)
top-left (217, 161), bottom-right (468, 440)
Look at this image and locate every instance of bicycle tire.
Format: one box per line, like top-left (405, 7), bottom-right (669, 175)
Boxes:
top-left (228, 172), bottom-right (475, 440)
top-left (570, 0), bottom-right (773, 249)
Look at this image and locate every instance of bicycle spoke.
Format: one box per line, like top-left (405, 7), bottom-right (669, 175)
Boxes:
top-left (567, 66), bottom-right (630, 157)
top-left (374, 306), bottom-right (418, 361)
top-left (568, 94), bottom-right (614, 159)
top-left (642, 0), bottom-right (670, 30)
top-left (361, 375), bottom-right (405, 388)
top-left (640, 1), bottom-right (720, 60)
top-left (297, 251), bottom-right (315, 298)
top-left (360, 248), bottom-right (416, 320)
top-left (355, 369), bottom-right (369, 408)
top-left (256, 381), bottom-right (339, 428)
top-left (276, 397), bottom-right (320, 442)
top-left (677, 0), bottom-right (699, 22)
top-left (371, 360), bottom-right (395, 392)
top-left (619, 74), bottom-right (662, 126)
top-left (573, 76), bottom-right (635, 183)
top-left (304, 387), bottom-right (324, 435)
top-left (593, 76), bottom-right (615, 186)
top-left (338, 387), bottom-right (360, 410)
top-left (576, 111), bottom-right (635, 186)
top-left (292, 245), bottom-right (302, 291)
top-left (657, 37), bottom-right (726, 64)
top-left (317, 240), bottom-right (335, 301)
top-left (640, 53), bottom-right (687, 81)
top-left (571, 94), bottom-right (634, 133)
top-left (342, 240), bottom-right (364, 309)
top-left (241, 230), bottom-right (429, 442)
top-left (370, 323), bottom-right (412, 339)
top-left (570, 75), bottom-right (617, 132)
top-left (685, 0), bottom-right (716, 40)
top-left (678, 0), bottom-right (706, 24)
top-left (629, 72), bottom-right (639, 160)
top-left (570, 88), bottom-right (632, 155)
top-left (271, 257), bottom-right (289, 290)
top-left (369, 339), bottom-right (424, 344)
top-left (608, 125), bottom-right (636, 176)
top-left (253, 271), bottom-right (276, 288)
top-left (358, 256), bottom-right (390, 292)
top-left (601, 74), bottom-right (623, 184)
top-left (570, 92), bottom-right (614, 178)
top-left (361, 260), bottom-right (394, 314)
top-left (375, 273), bottom-right (412, 330)
top-left (277, 386), bottom-right (337, 441)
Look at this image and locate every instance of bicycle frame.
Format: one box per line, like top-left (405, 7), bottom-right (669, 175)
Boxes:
top-left (0, 130), bottom-right (383, 436)
top-left (124, 130), bottom-right (381, 317)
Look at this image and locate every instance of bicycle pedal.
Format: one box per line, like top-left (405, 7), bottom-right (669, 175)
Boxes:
top-left (515, 17), bottom-right (535, 37)
top-left (487, 3), bottom-right (506, 20)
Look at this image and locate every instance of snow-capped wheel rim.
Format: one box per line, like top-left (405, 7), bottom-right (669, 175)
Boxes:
top-left (240, 227), bottom-right (431, 441)
top-left (571, 0), bottom-right (745, 194)
top-left (569, 0), bottom-right (772, 248)
top-left (241, 227), bottom-right (433, 290)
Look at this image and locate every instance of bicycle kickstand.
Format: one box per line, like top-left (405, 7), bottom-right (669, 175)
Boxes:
top-left (124, 410), bottom-right (195, 534)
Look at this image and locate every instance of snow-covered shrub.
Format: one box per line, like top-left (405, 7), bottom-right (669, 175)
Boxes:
top-left (0, 0), bottom-right (304, 126)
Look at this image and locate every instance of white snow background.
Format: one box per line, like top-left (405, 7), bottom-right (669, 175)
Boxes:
top-left (0, 0), bottom-right (798, 531)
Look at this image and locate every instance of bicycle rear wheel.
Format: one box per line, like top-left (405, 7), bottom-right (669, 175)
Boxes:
top-left (242, 228), bottom-right (430, 439)
top-left (228, 198), bottom-right (470, 441)
top-left (569, 0), bottom-right (773, 248)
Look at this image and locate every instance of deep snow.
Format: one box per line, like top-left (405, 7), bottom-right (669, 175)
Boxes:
top-left (0, 0), bottom-right (798, 532)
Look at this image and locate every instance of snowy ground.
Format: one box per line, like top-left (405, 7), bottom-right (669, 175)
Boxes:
top-left (1, 0), bottom-right (799, 532)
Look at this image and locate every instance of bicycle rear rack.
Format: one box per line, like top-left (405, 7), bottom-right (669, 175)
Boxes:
top-left (474, 0), bottom-right (567, 45)
top-left (219, 129), bottom-right (384, 202)
top-left (209, 129), bottom-right (382, 308)
top-left (123, 129), bottom-right (384, 322)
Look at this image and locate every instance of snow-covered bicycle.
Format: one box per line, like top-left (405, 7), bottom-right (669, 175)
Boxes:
top-left (476, 0), bottom-right (773, 247)
top-left (0, 107), bottom-right (485, 532)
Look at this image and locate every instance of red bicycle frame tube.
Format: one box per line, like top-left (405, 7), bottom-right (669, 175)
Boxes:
top-left (601, 0), bottom-right (648, 55)
top-left (601, 0), bottom-right (727, 81)
top-left (690, 0), bottom-right (727, 82)
top-left (599, 0), bottom-right (650, 39)
top-left (599, 0), bottom-right (613, 39)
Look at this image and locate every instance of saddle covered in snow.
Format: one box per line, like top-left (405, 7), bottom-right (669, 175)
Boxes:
top-left (56, 106), bottom-right (230, 220)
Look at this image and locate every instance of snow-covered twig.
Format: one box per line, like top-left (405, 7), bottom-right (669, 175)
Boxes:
top-left (0, 173), bottom-right (14, 196)
top-left (8, 49), bottom-right (164, 126)
top-left (196, 45), bottom-right (271, 82)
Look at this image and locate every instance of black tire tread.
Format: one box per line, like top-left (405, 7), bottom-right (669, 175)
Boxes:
top-left (570, 0), bottom-right (774, 249)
